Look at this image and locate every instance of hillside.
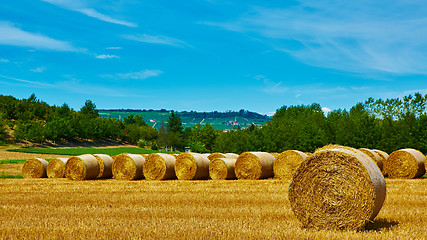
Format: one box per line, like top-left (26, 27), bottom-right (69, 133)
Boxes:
top-left (99, 109), bottom-right (271, 130)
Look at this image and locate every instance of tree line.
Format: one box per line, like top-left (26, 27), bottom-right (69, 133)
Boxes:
top-left (1, 93), bottom-right (426, 154)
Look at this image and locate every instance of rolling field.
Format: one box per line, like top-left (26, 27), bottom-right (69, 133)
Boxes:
top-left (0, 178), bottom-right (425, 239)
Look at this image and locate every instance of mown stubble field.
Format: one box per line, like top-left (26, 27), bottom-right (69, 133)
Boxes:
top-left (0, 178), bottom-right (426, 239)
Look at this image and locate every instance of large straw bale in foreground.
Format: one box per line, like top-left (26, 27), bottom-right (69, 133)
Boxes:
top-left (22, 158), bottom-right (49, 178)
top-left (209, 157), bottom-right (237, 180)
top-left (289, 148), bottom-right (386, 230)
top-left (235, 152), bottom-right (275, 180)
top-left (143, 153), bottom-right (176, 180)
top-left (175, 153), bottom-right (210, 180)
top-left (273, 150), bottom-right (308, 180)
top-left (93, 154), bottom-right (114, 179)
top-left (112, 153), bottom-right (145, 180)
top-left (65, 154), bottom-right (100, 180)
top-left (384, 149), bottom-right (425, 179)
top-left (358, 148), bottom-right (383, 171)
top-left (46, 157), bottom-right (69, 178)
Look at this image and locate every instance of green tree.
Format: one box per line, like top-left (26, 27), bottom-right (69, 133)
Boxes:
top-left (80, 100), bottom-right (99, 118)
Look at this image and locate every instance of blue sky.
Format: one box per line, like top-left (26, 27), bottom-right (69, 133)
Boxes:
top-left (1, 0), bottom-right (426, 115)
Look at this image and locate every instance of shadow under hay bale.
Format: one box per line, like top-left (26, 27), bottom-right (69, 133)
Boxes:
top-left (273, 150), bottom-right (308, 180)
top-left (289, 147), bottom-right (386, 231)
top-left (22, 158), bottom-right (49, 178)
top-left (209, 157), bottom-right (237, 180)
top-left (384, 148), bottom-right (426, 179)
top-left (175, 153), bottom-right (210, 180)
top-left (112, 153), bottom-right (145, 180)
top-left (65, 154), bottom-right (100, 181)
top-left (47, 157), bottom-right (69, 178)
top-left (143, 153), bottom-right (176, 180)
top-left (363, 219), bottom-right (399, 232)
top-left (235, 152), bottom-right (275, 180)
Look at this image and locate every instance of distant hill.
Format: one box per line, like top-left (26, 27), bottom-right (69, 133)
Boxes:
top-left (99, 109), bottom-right (271, 130)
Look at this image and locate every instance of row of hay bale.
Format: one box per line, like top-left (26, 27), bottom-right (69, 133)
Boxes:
top-left (22, 147), bottom-right (426, 180)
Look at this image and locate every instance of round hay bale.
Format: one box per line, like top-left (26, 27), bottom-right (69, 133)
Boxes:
top-left (175, 153), bottom-right (210, 180)
top-left (270, 152), bottom-right (280, 160)
top-left (358, 148), bottom-right (383, 171)
top-left (112, 153), bottom-right (145, 180)
top-left (143, 153), bottom-right (177, 180)
top-left (207, 152), bottom-right (226, 161)
top-left (46, 157), bottom-right (69, 178)
top-left (209, 157), bottom-right (237, 180)
top-left (65, 154), bottom-right (100, 181)
top-left (22, 158), bottom-right (49, 178)
top-left (372, 149), bottom-right (389, 175)
top-left (224, 153), bottom-right (239, 159)
top-left (273, 150), bottom-right (308, 180)
top-left (384, 148), bottom-right (426, 179)
top-left (93, 154), bottom-right (114, 179)
top-left (289, 148), bottom-right (386, 230)
top-left (234, 152), bottom-right (275, 180)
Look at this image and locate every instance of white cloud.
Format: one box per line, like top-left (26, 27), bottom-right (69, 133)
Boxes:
top-left (0, 58), bottom-right (10, 63)
top-left (322, 107), bottom-right (332, 115)
top-left (255, 75), bottom-right (288, 93)
top-left (116, 70), bottom-right (163, 80)
top-left (41, 0), bottom-right (137, 27)
top-left (96, 54), bottom-right (119, 59)
top-left (106, 47), bottom-right (122, 50)
top-left (0, 21), bottom-right (79, 51)
top-left (295, 94), bottom-right (302, 98)
top-left (30, 67), bottom-right (47, 73)
top-left (205, 1), bottom-right (427, 75)
top-left (0, 74), bottom-right (52, 87)
top-left (123, 34), bottom-right (192, 48)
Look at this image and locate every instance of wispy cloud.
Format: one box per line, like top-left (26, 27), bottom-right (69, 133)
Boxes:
top-left (0, 74), bottom-right (52, 87)
top-left (0, 58), bottom-right (10, 63)
top-left (123, 34), bottom-right (192, 48)
top-left (96, 54), bottom-right (119, 59)
top-left (116, 70), bottom-right (163, 80)
top-left (41, 0), bottom-right (137, 27)
top-left (205, 1), bottom-right (427, 75)
top-left (255, 75), bottom-right (288, 93)
top-left (0, 21), bottom-right (80, 51)
top-left (106, 47), bottom-right (122, 50)
top-left (30, 67), bottom-right (47, 73)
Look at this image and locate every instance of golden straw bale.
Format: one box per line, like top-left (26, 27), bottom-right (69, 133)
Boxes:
top-left (93, 154), bottom-right (114, 179)
top-left (46, 157), bottom-right (69, 178)
top-left (224, 153), bottom-right (239, 159)
top-left (22, 158), bottom-right (49, 178)
top-left (234, 152), bottom-right (275, 180)
top-left (273, 150), bottom-right (308, 180)
top-left (384, 148), bottom-right (426, 179)
top-left (358, 148), bottom-right (383, 171)
top-left (209, 157), bottom-right (237, 180)
top-left (143, 153), bottom-right (177, 180)
top-left (289, 148), bottom-right (386, 230)
top-left (207, 152), bottom-right (226, 161)
top-left (270, 152), bottom-right (280, 160)
top-left (112, 153), bottom-right (145, 180)
top-left (175, 153), bottom-right (210, 180)
top-left (372, 149), bottom-right (389, 175)
top-left (65, 154), bottom-right (100, 181)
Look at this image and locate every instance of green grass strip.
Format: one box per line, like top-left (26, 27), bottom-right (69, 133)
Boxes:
top-left (6, 147), bottom-right (178, 156)
top-left (0, 159), bottom-right (27, 164)
top-left (0, 174), bottom-right (23, 179)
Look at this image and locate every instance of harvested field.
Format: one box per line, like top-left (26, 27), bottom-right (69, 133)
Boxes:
top-left (0, 179), bottom-right (425, 239)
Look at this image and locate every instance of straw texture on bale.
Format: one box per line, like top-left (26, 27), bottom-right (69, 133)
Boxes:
top-left (372, 149), bottom-right (389, 175)
top-left (175, 153), bottom-right (210, 180)
top-left (270, 152), bottom-right (280, 160)
top-left (207, 152), bottom-right (226, 161)
top-left (143, 153), bottom-right (176, 180)
top-left (384, 149), bottom-right (426, 179)
top-left (46, 157), bottom-right (69, 178)
top-left (209, 157), bottom-right (237, 180)
top-left (289, 148), bottom-right (386, 230)
top-left (65, 154), bottom-right (100, 181)
top-left (22, 158), bottom-right (49, 178)
top-left (112, 153), bottom-right (145, 180)
top-left (273, 150), bottom-right (308, 180)
top-left (234, 152), bottom-right (275, 180)
top-left (358, 148), bottom-right (383, 171)
top-left (93, 154), bottom-right (114, 179)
